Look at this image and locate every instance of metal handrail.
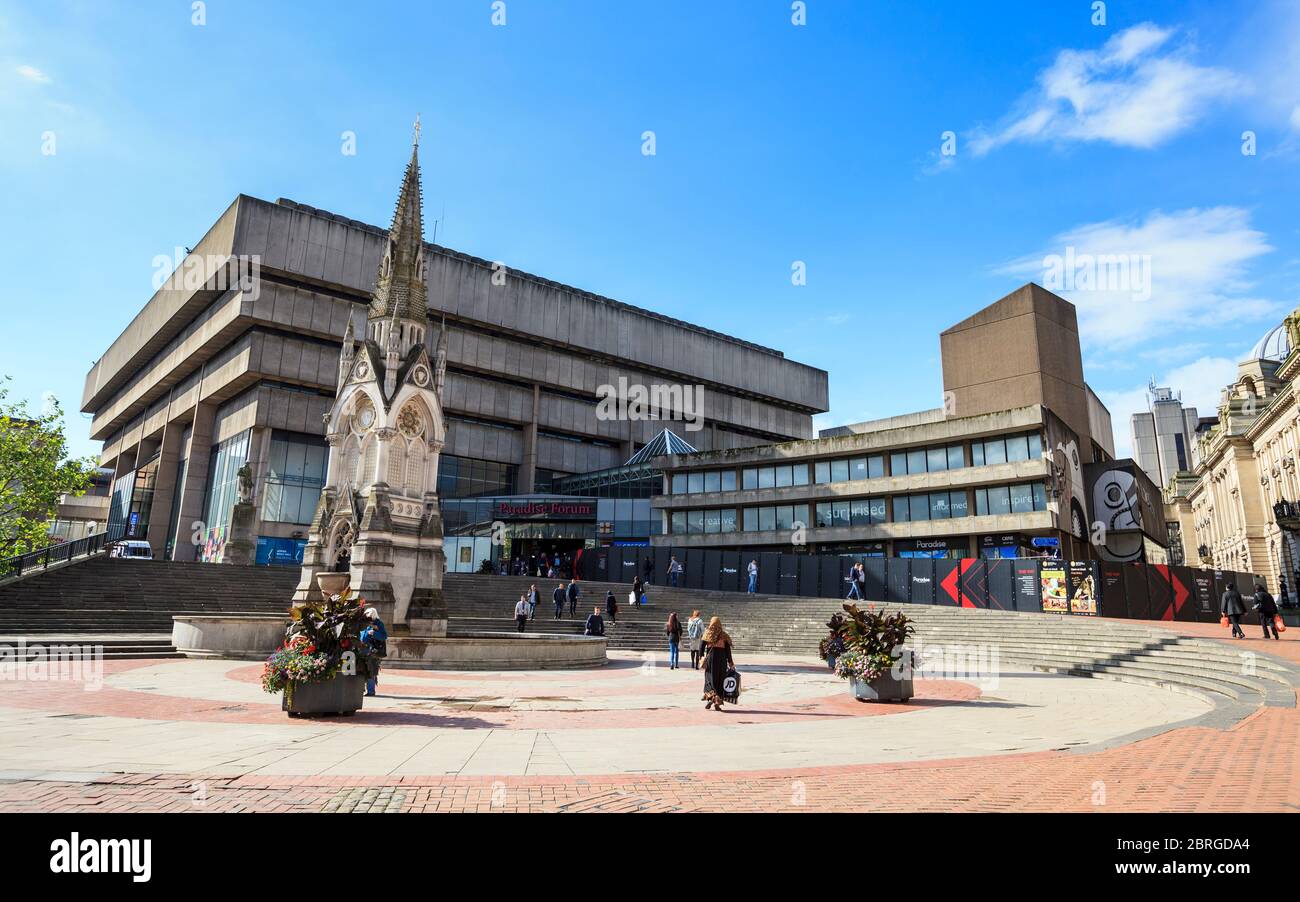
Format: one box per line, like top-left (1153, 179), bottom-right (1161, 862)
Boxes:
top-left (0, 523), bottom-right (129, 580)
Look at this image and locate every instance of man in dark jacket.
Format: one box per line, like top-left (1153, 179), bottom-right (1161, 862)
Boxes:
top-left (584, 606), bottom-right (605, 637)
top-left (1253, 584), bottom-right (1281, 639)
top-left (1221, 584), bottom-right (1247, 639)
top-left (566, 580), bottom-right (580, 617)
top-left (553, 583), bottom-right (566, 620)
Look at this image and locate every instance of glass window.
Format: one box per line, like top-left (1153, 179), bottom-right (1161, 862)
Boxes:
top-left (929, 492), bottom-right (950, 519)
top-left (831, 501), bottom-right (851, 528)
top-left (950, 491), bottom-right (969, 519)
top-left (775, 506), bottom-right (794, 531)
top-left (869, 497), bottom-right (887, 523)
top-left (1027, 433), bottom-right (1043, 458)
top-left (814, 461), bottom-right (830, 483)
top-left (759, 507), bottom-right (776, 531)
top-left (851, 499), bottom-right (871, 526)
top-left (704, 509), bottom-right (722, 533)
top-left (986, 485), bottom-right (1011, 515)
top-left (867, 455), bottom-right (885, 479)
top-left (687, 510), bottom-right (704, 533)
top-left (890, 452), bottom-right (907, 476)
top-left (743, 508), bottom-right (757, 532)
top-left (909, 494), bottom-right (929, 521)
top-left (927, 447), bottom-right (948, 473)
top-left (907, 449), bottom-right (927, 474)
top-left (831, 459), bottom-right (849, 482)
top-left (704, 471), bottom-right (721, 493)
top-left (758, 467), bottom-right (776, 489)
top-left (775, 465), bottom-right (793, 488)
top-left (721, 470), bottom-right (737, 492)
top-left (1010, 483), bottom-right (1035, 513)
top-left (947, 445), bottom-right (964, 470)
top-left (687, 472), bottom-right (704, 494)
top-left (1006, 435), bottom-right (1030, 462)
top-left (971, 442), bottom-right (984, 467)
top-left (984, 439), bottom-right (1007, 465)
top-left (1033, 482), bottom-right (1047, 510)
top-left (815, 502), bottom-right (832, 528)
top-left (850, 458), bottom-right (869, 481)
top-left (671, 511), bottom-right (686, 534)
top-left (792, 463), bottom-right (809, 486)
top-left (720, 508), bottom-right (738, 532)
top-left (742, 468), bottom-right (758, 490)
top-left (893, 496), bottom-right (910, 522)
top-left (793, 504), bottom-right (809, 528)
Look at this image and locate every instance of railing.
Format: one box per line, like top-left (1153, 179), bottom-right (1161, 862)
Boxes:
top-left (0, 523), bottom-right (128, 581)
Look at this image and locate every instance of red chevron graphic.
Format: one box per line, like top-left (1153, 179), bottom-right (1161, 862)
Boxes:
top-left (1153, 565), bottom-right (1174, 620)
top-left (1172, 570), bottom-right (1190, 616)
top-left (939, 564), bottom-right (960, 605)
top-left (959, 558), bottom-right (980, 608)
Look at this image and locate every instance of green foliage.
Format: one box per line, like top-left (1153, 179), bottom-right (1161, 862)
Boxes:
top-left (263, 587), bottom-right (373, 693)
top-left (820, 603), bottom-right (914, 681)
top-left (0, 379), bottom-right (98, 565)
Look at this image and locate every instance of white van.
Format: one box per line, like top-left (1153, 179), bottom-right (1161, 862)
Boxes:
top-left (111, 541), bottom-right (154, 560)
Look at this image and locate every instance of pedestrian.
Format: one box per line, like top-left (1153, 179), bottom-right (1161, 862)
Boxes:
top-left (527, 584), bottom-right (539, 620)
top-left (846, 562), bottom-right (862, 600)
top-left (514, 594), bottom-right (530, 632)
top-left (632, 574), bottom-right (644, 606)
top-left (700, 616), bottom-right (735, 711)
top-left (553, 582), bottom-right (566, 619)
top-left (1222, 582), bottom-right (1247, 639)
top-left (643, 554), bottom-right (655, 586)
top-left (666, 612), bottom-right (683, 670)
top-left (667, 555), bottom-right (683, 588)
top-left (1253, 583), bottom-right (1281, 640)
top-left (686, 610), bottom-right (705, 669)
top-left (605, 589), bottom-right (618, 624)
top-left (566, 579), bottom-right (580, 617)
top-left (747, 559), bottom-right (758, 594)
top-left (584, 605), bottom-right (605, 637)
top-left (360, 607), bottom-right (388, 697)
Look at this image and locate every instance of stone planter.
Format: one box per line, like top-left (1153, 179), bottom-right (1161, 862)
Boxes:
top-left (282, 674), bottom-right (366, 717)
top-left (849, 650), bottom-right (914, 703)
top-left (315, 572), bottom-right (351, 599)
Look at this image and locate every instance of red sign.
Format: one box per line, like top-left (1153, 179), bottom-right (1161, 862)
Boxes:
top-left (493, 500), bottom-right (595, 520)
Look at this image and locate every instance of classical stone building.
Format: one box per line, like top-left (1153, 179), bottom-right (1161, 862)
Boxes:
top-left (85, 140), bottom-right (828, 565)
top-left (1167, 319), bottom-right (1300, 593)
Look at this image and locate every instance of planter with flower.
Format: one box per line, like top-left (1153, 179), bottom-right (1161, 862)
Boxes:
top-left (822, 602), bottom-right (915, 702)
top-left (818, 613), bottom-right (847, 670)
top-left (262, 588), bottom-right (373, 716)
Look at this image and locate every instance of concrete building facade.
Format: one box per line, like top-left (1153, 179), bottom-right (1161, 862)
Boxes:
top-left (84, 165), bottom-right (828, 563)
top-left (1130, 385), bottom-right (1200, 490)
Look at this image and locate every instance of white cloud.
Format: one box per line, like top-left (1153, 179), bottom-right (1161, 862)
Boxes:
top-left (15, 64), bottom-right (50, 84)
top-left (1102, 355), bottom-right (1239, 459)
top-left (969, 23), bottom-right (1244, 155)
top-left (995, 207), bottom-right (1277, 348)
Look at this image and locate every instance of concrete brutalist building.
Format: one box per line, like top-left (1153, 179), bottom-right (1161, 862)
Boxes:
top-left (83, 171), bottom-right (828, 563)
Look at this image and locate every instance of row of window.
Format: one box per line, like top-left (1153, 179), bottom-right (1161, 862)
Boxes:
top-left (670, 431), bottom-right (1046, 494)
top-left (667, 481), bottom-right (1050, 533)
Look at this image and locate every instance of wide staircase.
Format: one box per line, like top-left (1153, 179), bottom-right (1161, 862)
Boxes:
top-left (446, 574), bottom-right (1300, 711)
top-left (0, 558), bottom-right (300, 660)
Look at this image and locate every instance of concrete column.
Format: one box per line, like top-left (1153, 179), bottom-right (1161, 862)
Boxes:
top-left (172, 403), bottom-right (217, 562)
top-left (145, 422), bottom-right (185, 559)
top-left (520, 383), bottom-right (540, 493)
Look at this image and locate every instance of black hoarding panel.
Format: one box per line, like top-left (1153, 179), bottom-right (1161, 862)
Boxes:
top-left (863, 558), bottom-right (886, 600)
top-left (935, 559), bottom-right (961, 606)
top-left (799, 556), bottom-right (821, 598)
top-left (909, 558), bottom-right (936, 605)
top-left (718, 551), bottom-right (741, 593)
top-left (820, 557), bottom-right (842, 599)
top-left (758, 552), bottom-right (780, 595)
top-left (886, 559), bottom-right (911, 604)
top-left (684, 549), bottom-right (706, 590)
top-left (702, 550), bottom-right (722, 592)
top-left (1097, 563), bottom-right (1126, 618)
top-left (1236, 572), bottom-right (1263, 625)
top-left (1123, 564), bottom-right (1150, 620)
top-left (984, 558), bottom-right (1015, 610)
top-left (1191, 570), bottom-right (1217, 623)
top-left (1171, 566), bottom-right (1198, 622)
top-left (592, 548), bottom-right (610, 582)
top-left (959, 558), bottom-right (989, 609)
top-left (777, 554), bottom-right (802, 596)
top-left (634, 548), bottom-right (654, 585)
top-left (1013, 559), bottom-right (1041, 612)
top-left (606, 547), bottom-right (627, 584)
top-left (1147, 564), bottom-right (1174, 621)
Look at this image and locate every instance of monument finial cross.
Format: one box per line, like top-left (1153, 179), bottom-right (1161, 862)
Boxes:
top-left (413, 114), bottom-right (421, 148)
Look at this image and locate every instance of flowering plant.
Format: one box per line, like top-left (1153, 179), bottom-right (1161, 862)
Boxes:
top-left (261, 588), bottom-right (372, 695)
top-left (833, 648), bottom-right (898, 683)
top-left (819, 603), bottom-right (914, 682)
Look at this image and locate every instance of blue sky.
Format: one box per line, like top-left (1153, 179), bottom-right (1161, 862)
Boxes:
top-left (3, 0), bottom-right (1299, 460)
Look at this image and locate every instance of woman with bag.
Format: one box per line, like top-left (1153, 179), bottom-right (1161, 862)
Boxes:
top-left (700, 616), bottom-right (737, 711)
top-left (1253, 583), bottom-right (1281, 640)
top-left (686, 610), bottom-right (705, 669)
top-left (666, 612), bottom-right (683, 670)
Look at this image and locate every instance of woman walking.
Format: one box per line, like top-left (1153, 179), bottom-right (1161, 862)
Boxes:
top-left (686, 610), bottom-right (705, 670)
top-left (666, 612), bottom-right (683, 670)
top-left (700, 616), bottom-right (735, 711)
top-left (605, 589), bottom-right (618, 624)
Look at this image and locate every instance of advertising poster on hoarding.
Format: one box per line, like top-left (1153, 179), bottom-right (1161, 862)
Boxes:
top-left (1068, 560), bottom-right (1098, 615)
top-left (1040, 564), bottom-right (1069, 613)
